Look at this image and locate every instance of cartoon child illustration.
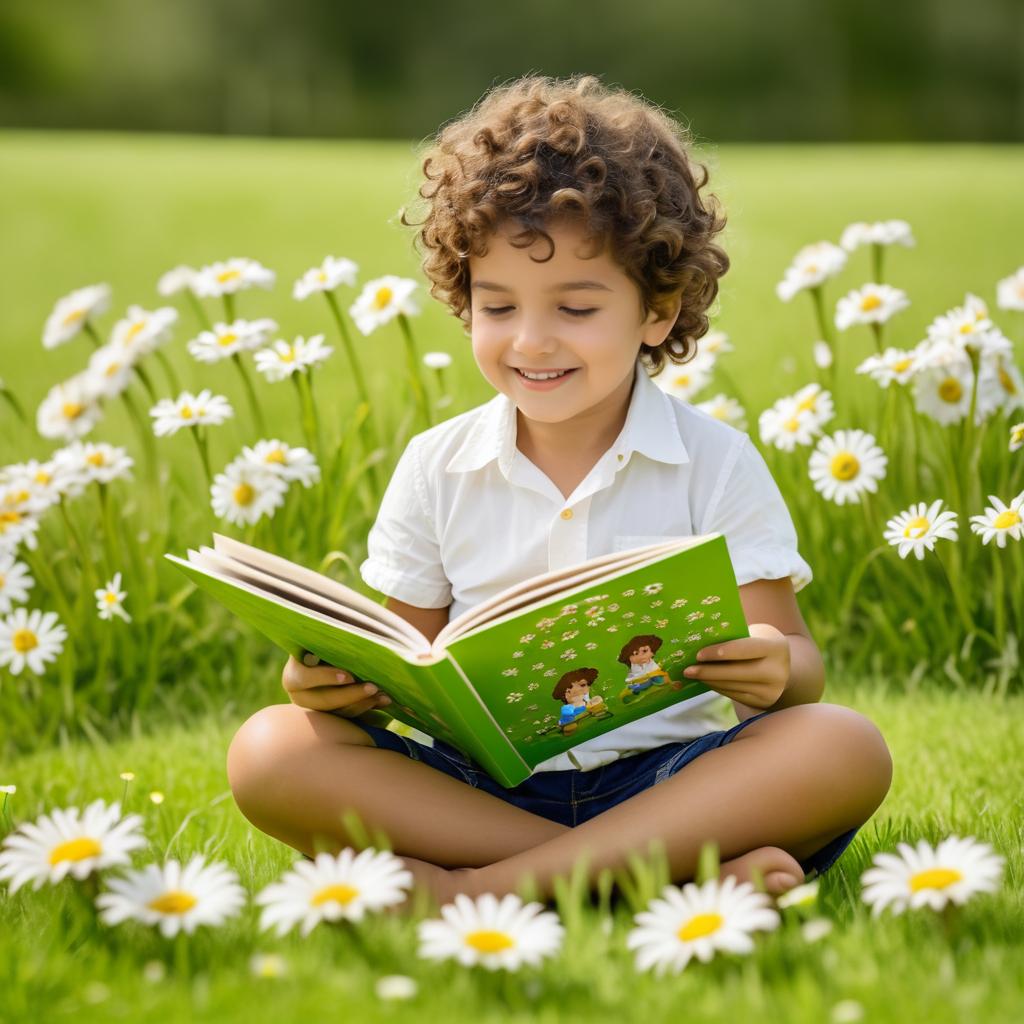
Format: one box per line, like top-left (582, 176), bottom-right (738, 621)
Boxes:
top-left (550, 668), bottom-right (611, 734)
top-left (617, 634), bottom-right (672, 701)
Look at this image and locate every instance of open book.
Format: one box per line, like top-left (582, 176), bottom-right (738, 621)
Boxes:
top-left (165, 532), bottom-right (749, 787)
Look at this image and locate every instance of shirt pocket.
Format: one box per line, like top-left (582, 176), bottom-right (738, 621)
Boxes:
top-left (611, 534), bottom-right (682, 553)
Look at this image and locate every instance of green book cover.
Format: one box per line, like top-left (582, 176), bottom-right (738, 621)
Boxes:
top-left (165, 532), bottom-right (748, 787)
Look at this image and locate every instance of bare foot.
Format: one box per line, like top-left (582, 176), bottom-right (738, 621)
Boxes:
top-left (718, 846), bottom-right (804, 898)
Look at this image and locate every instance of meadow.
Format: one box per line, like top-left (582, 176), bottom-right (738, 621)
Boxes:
top-left (0, 132), bottom-right (1022, 1021)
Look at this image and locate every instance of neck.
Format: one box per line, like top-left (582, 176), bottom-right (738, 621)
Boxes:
top-left (515, 365), bottom-right (637, 464)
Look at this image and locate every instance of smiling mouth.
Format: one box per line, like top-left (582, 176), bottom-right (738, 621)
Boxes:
top-left (513, 367), bottom-right (579, 380)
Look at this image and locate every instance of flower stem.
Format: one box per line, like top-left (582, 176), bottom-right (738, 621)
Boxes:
top-left (0, 386), bottom-right (29, 428)
top-left (871, 243), bottom-right (885, 284)
top-left (191, 426), bottom-right (214, 489)
top-left (58, 496), bottom-right (97, 591)
top-left (83, 321), bottom-right (104, 350)
top-left (869, 321), bottom-right (883, 354)
top-left (231, 352), bottom-right (268, 435)
top-left (186, 291), bottom-right (212, 331)
top-left (153, 349), bottom-right (181, 394)
top-left (991, 543), bottom-right (1006, 650)
top-left (223, 293), bottom-right (236, 322)
top-left (397, 314), bottom-right (432, 428)
top-left (132, 363), bottom-right (159, 406)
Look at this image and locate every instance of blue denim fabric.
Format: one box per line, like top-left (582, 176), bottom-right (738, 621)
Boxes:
top-left (349, 708), bottom-right (860, 880)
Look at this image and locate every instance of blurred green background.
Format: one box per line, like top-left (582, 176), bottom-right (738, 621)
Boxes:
top-left (1, 0), bottom-right (1022, 142)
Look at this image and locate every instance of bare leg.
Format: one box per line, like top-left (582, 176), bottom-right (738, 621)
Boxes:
top-left (446, 703), bottom-right (893, 904)
top-left (226, 703), bottom-right (570, 872)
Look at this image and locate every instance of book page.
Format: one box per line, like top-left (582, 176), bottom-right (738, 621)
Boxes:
top-left (209, 533), bottom-right (427, 649)
top-left (193, 547), bottom-right (412, 647)
top-left (433, 536), bottom-right (707, 652)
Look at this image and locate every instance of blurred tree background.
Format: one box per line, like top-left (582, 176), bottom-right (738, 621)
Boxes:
top-left (1, 0), bottom-right (1021, 142)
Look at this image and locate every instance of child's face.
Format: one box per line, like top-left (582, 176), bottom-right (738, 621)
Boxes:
top-left (564, 680), bottom-right (590, 702)
top-left (631, 645), bottom-right (653, 663)
top-left (467, 217), bottom-right (680, 429)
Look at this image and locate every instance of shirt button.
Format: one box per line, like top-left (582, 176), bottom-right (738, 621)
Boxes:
top-left (616, 454), bottom-right (624, 461)
top-left (560, 508), bottom-right (574, 520)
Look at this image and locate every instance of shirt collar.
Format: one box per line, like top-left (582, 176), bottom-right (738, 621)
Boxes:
top-left (444, 361), bottom-right (690, 477)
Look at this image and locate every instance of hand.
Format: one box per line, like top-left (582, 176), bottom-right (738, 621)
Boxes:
top-left (682, 623), bottom-right (790, 710)
top-left (281, 655), bottom-right (392, 717)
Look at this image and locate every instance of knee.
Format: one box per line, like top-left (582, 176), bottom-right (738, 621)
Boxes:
top-left (226, 703), bottom-right (309, 814)
top-left (812, 703), bottom-right (894, 807)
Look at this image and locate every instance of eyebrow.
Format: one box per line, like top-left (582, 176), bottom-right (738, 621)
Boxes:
top-left (470, 280), bottom-right (612, 293)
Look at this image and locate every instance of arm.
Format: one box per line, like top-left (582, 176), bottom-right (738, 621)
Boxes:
top-left (352, 597), bottom-right (452, 728)
top-left (731, 577), bottom-right (825, 722)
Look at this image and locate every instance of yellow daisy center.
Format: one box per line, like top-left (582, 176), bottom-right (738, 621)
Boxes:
top-left (830, 452), bottom-right (860, 481)
top-left (993, 510), bottom-right (1021, 530)
top-left (804, 263), bottom-right (819, 275)
top-left (0, 573), bottom-right (4, 587)
top-left (711, 406), bottom-right (727, 420)
top-left (124, 320), bottom-right (146, 342)
top-left (265, 448), bottom-right (286, 464)
top-left (180, 405), bottom-right (194, 419)
top-left (12, 628), bottom-right (37, 653)
top-left (938, 378), bottom-right (962, 403)
top-left (62, 307), bottom-right (86, 326)
top-left (373, 286), bottom-right (394, 309)
top-left (62, 401), bottom-right (84, 420)
top-left (48, 836), bottom-right (102, 864)
top-left (909, 867), bottom-right (962, 892)
top-left (233, 483), bottom-right (255, 506)
top-left (796, 395), bottom-right (817, 412)
top-left (4, 489), bottom-right (30, 506)
top-left (903, 516), bottom-right (930, 539)
top-left (311, 883), bottom-right (359, 906)
top-left (860, 293), bottom-right (882, 312)
top-left (958, 322), bottom-right (975, 335)
top-left (217, 332), bottom-right (238, 347)
top-left (87, 452), bottom-right (106, 467)
top-left (104, 363), bottom-right (122, 378)
top-left (217, 269), bottom-right (242, 283)
top-left (35, 470), bottom-right (51, 484)
top-left (1, 509), bottom-right (23, 530)
top-left (1012, 426), bottom-right (1024, 444)
top-left (673, 374), bottom-right (691, 388)
top-left (148, 890), bottom-right (198, 914)
top-left (678, 911), bottom-right (724, 941)
top-left (998, 366), bottom-right (1017, 395)
top-left (892, 358), bottom-right (912, 373)
top-left (317, 271), bottom-right (328, 282)
top-left (464, 929), bottom-right (515, 953)
top-left (104, 592), bottom-right (118, 604)
top-left (784, 417), bottom-right (801, 432)
top-left (280, 347), bottom-right (295, 363)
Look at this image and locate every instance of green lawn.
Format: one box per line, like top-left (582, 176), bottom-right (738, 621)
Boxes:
top-left (1, 678), bottom-right (1022, 1022)
top-left (1, 133), bottom-right (1022, 1022)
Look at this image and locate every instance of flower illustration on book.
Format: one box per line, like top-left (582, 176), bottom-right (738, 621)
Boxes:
top-left (686, 611), bottom-right (705, 623)
top-left (506, 692), bottom-right (523, 703)
top-left (623, 612), bottom-right (636, 620)
top-left (541, 640), bottom-right (555, 649)
top-left (512, 650), bottom-right (524, 658)
top-left (656, 619), bottom-right (669, 628)
top-left (584, 605), bottom-right (604, 619)
top-left (640, 615), bottom-right (652, 623)
top-left (606, 625), bottom-right (619, 633)
top-left (585, 642), bottom-right (598, 650)
top-left (687, 634), bottom-right (703, 644)
top-left (584, 593), bottom-right (609, 603)
top-left (560, 648), bottom-right (578, 661)
top-left (671, 598), bottom-right (689, 609)
top-left (531, 663), bottom-right (545, 671)
top-left (607, 603), bottom-right (620, 612)
top-left (701, 594), bottom-right (722, 605)
top-left (704, 626), bottom-right (715, 634)
top-left (519, 634), bottom-right (536, 643)
top-left (544, 669), bottom-right (557, 677)
top-left (650, 600), bottom-right (664, 608)
top-left (561, 629), bottom-right (579, 641)
top-left (586, 615), bottom-right (606, 626)
top-left (622, 588), bottom-right (636, 597)
top-left (502, 668), bottom-right (519, 677)
top-left (711, 612), bottom-right (722, 620)
top-left (560, 604), bottom-right (579, 616)
top-left (718, 621), bottom-right (731, 630)
top-left (536, 617), bottom-right (557, 631)
top-left (527, 682), bottom-right (540, 691)
top-left (643, 583), bottom-right (664, 596)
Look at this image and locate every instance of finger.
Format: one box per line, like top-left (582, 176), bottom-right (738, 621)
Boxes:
top-left (697, 640), bottom-right (771, 662)
top-left (285, 662), bottom-right (364, 692)
top-left (293, 683), bottom-right (383, 711)
top-left (684, 661), bottom-right (776, 683)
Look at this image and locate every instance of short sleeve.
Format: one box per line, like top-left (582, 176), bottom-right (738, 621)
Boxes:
top-left (358, 437), bottom-right (453, 608)
top-left (698, 435), bottom-right (813, 592)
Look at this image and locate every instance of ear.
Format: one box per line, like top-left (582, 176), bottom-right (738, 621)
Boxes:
top-left (641, 293), bottom-right (683, 349)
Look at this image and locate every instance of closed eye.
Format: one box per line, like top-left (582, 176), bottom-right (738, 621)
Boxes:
top-left (481, 306), bottom-right (596, 318)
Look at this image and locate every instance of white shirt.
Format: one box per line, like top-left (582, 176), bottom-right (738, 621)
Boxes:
top-left (360, 361), bottom-right (813, 773)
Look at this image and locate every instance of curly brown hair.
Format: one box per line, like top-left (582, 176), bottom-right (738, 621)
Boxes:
top-left (401, 73), bottom-right (729, 375)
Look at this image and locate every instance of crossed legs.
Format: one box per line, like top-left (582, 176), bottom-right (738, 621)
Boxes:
top-left (226, 702), bottom-right (892, 906)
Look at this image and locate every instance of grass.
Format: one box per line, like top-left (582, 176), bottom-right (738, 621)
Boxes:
top-left (0, 133), bottom-right (1022, 1020)
top-left (1, 677), bottom-right (1022, 1022)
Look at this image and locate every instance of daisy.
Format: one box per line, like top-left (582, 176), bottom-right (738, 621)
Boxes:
top-left (42, 283), bottom-right (111, 349)
top-left (801, 918), bottom-right (834, 943)
top-left (255, 848), bottom-right (413, 936)
top-left (96, 854), bottom-right (246, 938)
top-left (95, 572), bottom-right (131, 622)
top-left (0, 607), bottom-right (67, 674)
top-left (996, 266), bottom-right (1024, 312)
top-left (776, 241), bottom-right (847, 302)
top-left (87, 343), bottom-right (137, 399)
top-left (9, 455), bottom-right (85, 504)
top-left (912, 361), bottom-right (974, 425)
top-left (855, 346), bottom-right (920, 388)
top-left (240, 440), bottom-right (320, 488)
top-left (835, 283), bottom-right (910, 332)
top-left (149, 390), bottom-right (234, 437)
top-left (187, 318), bottom-right (278, 363)
top-left (0, 799), bottom-right (146, 893)
top-left (982, 356), bottom-right (1024, 415)
top-left (808, 429), bottom-right (887, 505)
top-left (1, 474), bottom-right (52, 519)
top-left (812, 340), bottom-right (833, 369)
top-left (0, 551), bottom-right (34, 613)
top-left (349, 276), bottom-right (420, 335)
top-left (36, 373), bottom-right (104, 440)
top-left (423, 351), bottom-right (452, 369)
top-left (695, 393), bottom-right (747, 430)
top-left (192, 258), bottom-right (275, 298)
top-left (375, 975), bottom-right (418, 1001)
top-left (759, 397), bottom-right (820, 451)
top-left (883, 500), bottom-right (958, 560)
top-left (0, 507), bottom-right (41, 555)
top-left (109, 305), bottom-right (178, 361)
top-left (156, 264), bottom-right (198, 297)
top-left (417, 892), bottom-right (565, 971)
top-left (860, 836), bottom-right (1004, 916)
top-left (655, 361), bottom-right (712, 402)
top-left (626, 877), bottom-right (780, 976)
top-left (839, 220), bottom-right (915, 251)
top-left (792, 382), bottom-right (835, 429)
top-left (775, 879), bottom-right (820, 910)
top-left (249, 953), bottom-right (288, 979)
top-left (57, 441), bottom-right (134, 486)
top-left (210, 459), bottom-right (288, 525)
top-left (1009, 422), bottom-right (1024, 453)
top-left (254, 335), bottom-right (333, 382)
top-left (969, 492), bottom-right (1024, 547)
top-left (293, 256), bottom-right (358, 301)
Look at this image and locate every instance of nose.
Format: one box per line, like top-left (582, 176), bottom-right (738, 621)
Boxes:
top-left (510, 313), bottom-right (559, 359)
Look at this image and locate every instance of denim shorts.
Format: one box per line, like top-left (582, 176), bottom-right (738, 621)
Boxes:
top-left (349, 707), bottom-right (860, 880)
